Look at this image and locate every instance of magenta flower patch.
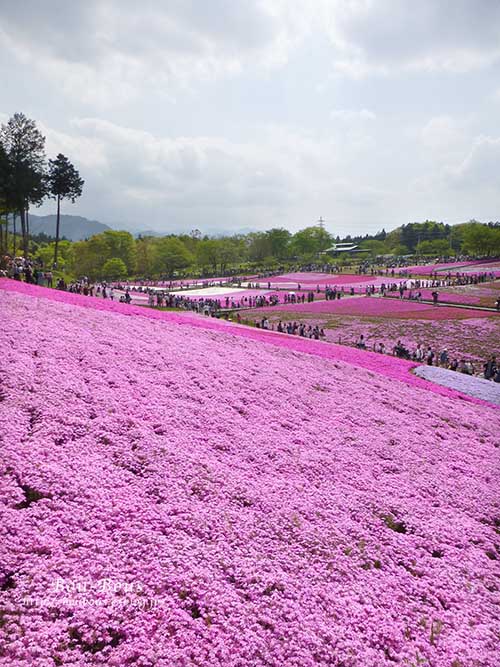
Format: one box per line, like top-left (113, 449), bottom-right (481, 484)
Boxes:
top-left (253, 295), bottom-right (496, 319)
top-left (0, 280), bottom-right (499, 666)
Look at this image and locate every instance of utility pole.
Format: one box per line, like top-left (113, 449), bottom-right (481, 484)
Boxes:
top-left (317, 216), bottom-right (325, 230)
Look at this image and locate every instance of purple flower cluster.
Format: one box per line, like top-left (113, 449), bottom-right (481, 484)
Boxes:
top-left (383, 290), bottom-right (482, 306)
top-left (0, 279), bottom-right (495, 405)
top-left (407, 260), bottom-right (500, 276)
top-left (0, 282), bottom-right (499, 666)
top-left (247, 312), bottom-right (499, 369)
top-left (250, 295), bottom-right (496, 319)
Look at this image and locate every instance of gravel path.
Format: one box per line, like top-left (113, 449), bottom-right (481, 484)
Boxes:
top-left (414, 365), bottom-right (500, 405)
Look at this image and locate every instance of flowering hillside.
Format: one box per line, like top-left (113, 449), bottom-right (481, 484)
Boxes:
top-left (407, 260), bottom-right (500, 276)
top-left (257, 271), bottom-right (347, 285)
top-left (115, 286), bottom-right (280, 305)
top-left (252, 295), bottom-right (496, 319)
top-left (383, 290), bottom-right (481, 306)
top-left (382, 282), bottom-right (499, 307)
top-left (1, 285), bottom-right (499, 667)
top-left (1, 279), bottom-right (492, 403)
top-left (325, 316), bottom-right (497, 368)
top-left (246, 296), bottom-right (499, 367)
top-left (251, 272), bottom-right (388, 290)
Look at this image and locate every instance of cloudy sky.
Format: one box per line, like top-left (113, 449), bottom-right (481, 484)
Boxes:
top-left (1, 0), bottom-right (500, 235)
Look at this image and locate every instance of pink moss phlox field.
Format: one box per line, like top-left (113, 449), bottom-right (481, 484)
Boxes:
top-left (383, 283), bottom-right (499, 307)
top-left (406, 260), bottom-right (500, 276)
top-left (253, 272), bottom-right (499, 292)
top-left (1, 286), bottom-right (500, 667)
top-left (254, 273), bottom-right (393, 290)
top-left (329, 317), bottom-right (498, 366)
top-left (262, 272), bottom-right (373, 285)
top-left (383, 291), bottom-right (482, 306)
top-left (254, 295), bottom-right (497, 320)
top-left (1, 279), bottom-right (495, 407)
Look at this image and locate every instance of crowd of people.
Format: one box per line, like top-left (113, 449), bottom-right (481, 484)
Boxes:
top-left (2, 254), bottom-right (498, 378)
top-left (240, 317), bottom-right (499, 380)
top-left (353, 277), bottom-right (498, 309)
top-left (1, 256), bottom-right (54, 286)
top-left (44, 272), bottom-right (500, 380)
top-left (48, 270), bottom-right (499, 312)
top-left (113, 265), bottom-right (499, 309)
top-left (50, 277), bottom-right (130, 302)
top-left (149, 292), bottom-right (224, 316)
top-left (143, 290), bottom-right (282, 312)
top-left (116, 277), bottom-right (243, 291)
top-left (253, 317), bottom-right (327, 340)
top-left (238, 271), bottom-right (499, 307)
top-left (354, 336), bottom-right (500, 381)
top-left (116, 286), bottom-right (322, 310)
top-left (255, 264), bottom-right (345, 279)
top-left (357, 255), bottom-right (486, 275)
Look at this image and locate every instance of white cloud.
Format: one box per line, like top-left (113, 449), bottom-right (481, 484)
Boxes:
top-left (22, 115), bottom-right (388, 231)
top-left (319, 0), bottom-right (500, 77)
top-left (0, 0), bottom-right (310, 108)
top-left (68, 117), bottom-right (295, 204)
top-left (2, 2), bottom-right (500, 233)
top-left (39, 122), bottom-right (109, 172)
top-left (420, 115), bottom-right (466, 154)
top-left (41, 118), bottom-right (308, 227)
top-left (410, 133), bottom-right (500, 223)
top-left (330, 108), bottom-right (376, 121)
top-left (3, 1), bottom-right (498, 112)
top-left (446, 135), bottom-right (500, 189)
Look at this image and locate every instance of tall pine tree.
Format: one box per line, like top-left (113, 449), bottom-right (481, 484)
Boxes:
top-left (0, 113), bottom-right (47, 257)
top-left (47, 153), bottom-right (84, 267)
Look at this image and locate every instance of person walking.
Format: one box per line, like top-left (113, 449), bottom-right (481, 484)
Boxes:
top-left (484, 356), bottom-right (497, 380)
top-left (356, 334), bottom-right (367, 349)
top-left (439, 349), bottom-right (449, 367)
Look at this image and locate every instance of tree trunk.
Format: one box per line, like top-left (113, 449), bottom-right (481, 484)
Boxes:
top-left (25, 208), bottom-right (30, 257)
top-left (54, 195), bottom-right (61, 267)
top-left (13, 213), bottom-right (17, 257)
top-left (20, 208), bottom-right (27, 258)
top-left (2, 214), bottom-right (7, 254)
top-left (0, 216), bottom-right (4, 254)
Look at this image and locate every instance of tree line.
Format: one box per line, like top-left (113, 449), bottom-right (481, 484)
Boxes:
top-left (34, 226), bottom-right (334, 281)
top-left (357, 220), bottom-right (500, 260)
top-left (0, 112), bottom-right (84, 266)
top-left (1, 112), bottom-right (498, 280)
top-left (28, 220), bottom-right (500, 282)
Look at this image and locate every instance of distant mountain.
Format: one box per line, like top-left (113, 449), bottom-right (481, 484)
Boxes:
top-left (27, 214), bottom-right (258, 240)
top-left (28, 214), bottom-right (112, 241)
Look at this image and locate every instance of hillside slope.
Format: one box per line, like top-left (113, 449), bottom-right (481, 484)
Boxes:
top-left (28, 214), bottom-right (112, 240)
top-left (0, 286), bottom-right (498, 667)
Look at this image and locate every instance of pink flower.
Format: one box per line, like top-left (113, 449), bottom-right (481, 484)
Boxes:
top-left (0, 278), bottom-right (499, 666)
